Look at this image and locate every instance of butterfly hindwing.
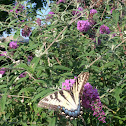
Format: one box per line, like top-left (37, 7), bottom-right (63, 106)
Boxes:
top-left (38, 72), bottom-right (89, 117)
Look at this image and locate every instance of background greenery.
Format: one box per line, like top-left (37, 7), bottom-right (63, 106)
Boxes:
top-left (0, 0), bottom-right (126, 125)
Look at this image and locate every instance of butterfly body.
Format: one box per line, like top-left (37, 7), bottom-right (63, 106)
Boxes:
top-left (38, 72), bottom-right (89, 118)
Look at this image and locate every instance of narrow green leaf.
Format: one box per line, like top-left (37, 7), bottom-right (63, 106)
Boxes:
top-left (48, 117), bottom-right (56, 126)
top-left (53, 65), bottom-right (71, 71)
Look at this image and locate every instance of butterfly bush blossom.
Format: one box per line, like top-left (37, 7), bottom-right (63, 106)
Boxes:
top-left (9, 41), bottom-right (18, 49)
top-left (19, 72), bottom-right (27, 78)
top-left (90, 9), bottom-right (97, 15)
top-left (0, 68), bottom-right (6, 76)
top-left (99, 24), bottom-right (111, 34)
top-left (82, 83), bottom-right (106, 123)
top-left (77, 20), bottom-right (91, 32)
top-left (10, 3), bottom-right (24, 13)
top-left (72, 7), bottom-right (84, 16)
top-left (57, 0), bottom-right (66, 4)
top-left (0, 51), bottom-right (7, 56)
top-left (62, 78), bottom-right (106, 123)
top-left (62, 77), bottom-right (77, 90)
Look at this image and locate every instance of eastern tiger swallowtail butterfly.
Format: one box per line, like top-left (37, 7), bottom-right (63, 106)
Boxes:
top-left (38, 72), bottom-right (89, 119)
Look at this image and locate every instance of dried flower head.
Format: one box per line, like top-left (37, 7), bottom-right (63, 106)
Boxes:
top-left (22, 25), bottom-right (31, 37)
top-left (36, 18), bottom-right (41, 26)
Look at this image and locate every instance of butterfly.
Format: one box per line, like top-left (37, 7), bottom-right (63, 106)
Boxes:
top-left (38, 72), bottom-right (89, 119)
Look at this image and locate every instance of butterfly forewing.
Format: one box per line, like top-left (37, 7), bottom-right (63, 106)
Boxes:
top-left (38, 90), bottom-right (77, 110)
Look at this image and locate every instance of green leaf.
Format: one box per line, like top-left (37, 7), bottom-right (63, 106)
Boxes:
top-left (113, 87), bottom-right (123, 105)
top-left (31, 57), bottom-right (40, 72)
top-left (15, 63), bottom-right (32, 73)
top-left (48, 117), bottom-right (56, 126)
top-left (18, 87), bottom-right (35, 95)
top-left (0, 91), bottom-right (7, 112)
top-left (0, 85), bottom-right (7, 88)
top-left (32, 88), bottom-right (54, 102)
top-left (53, 65), bottom-right (71, 71)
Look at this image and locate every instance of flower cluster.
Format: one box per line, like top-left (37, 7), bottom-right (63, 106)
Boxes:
top-left (77, 20), bottom-right (91, 32)
top-left (99, 24), bottom-right (111, 34)
top-left (10, 3), bottom-right (24, 13)
top-left (72, 7), bottom-right (84, 16)
top-left (62, 78), bottom-right (106, 123)
top-left (62, 77), bottom-right (77, 90)
top-left (9, 41), bottom-right (18, 49)
top-left (21, 25), bottom-right (31, 37)
top-left (82, 83), bottom-right (106, 123)
top-left (90, 9), bottom-right (97, 15)
top-left (91, 99), bottom-right (106, 123)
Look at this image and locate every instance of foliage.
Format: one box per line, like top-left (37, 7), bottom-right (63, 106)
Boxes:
top-left (0, 0), bottom-right (48, 35)
top-left (0, 0), bottom-right (126, 126)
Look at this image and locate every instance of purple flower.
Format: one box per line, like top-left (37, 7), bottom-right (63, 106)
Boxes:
top-left (0, 51), bottom-right (7, 56)
top-left (82, 83), bottom-right (106, 123)
top-left (46, 12), bottom-right (55, 20)
top-left (36, 18), bottom-right (41, 26)
top-left (22, 26), bottom-right (31, 37)
top-left (10, 3), bottom-right (24, 13)
top-left (72, 7), bottom-right (84, 16)
top-left (48, 12), bottom-right (55, 15)
top-left (90, 9), bottom-right (97, 15)
top-left (9, 41), bottom-right (18, 49)
top-left (19, 72), bottom-right (27, 78)
top-left (99, 24), bottom-right (111, 34)
top-left (77, 20), bottom-right (91, 32)
top-left (57, 0), bottom-right (66, 4)
top-left (10, 10), bottom-right (13, 12)
top-left (0, 68), bottom-right (6, 75)
top-left (110, 8), bottom-right (115, 14)
top-left (62, 77), bottom-right (76, 90)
